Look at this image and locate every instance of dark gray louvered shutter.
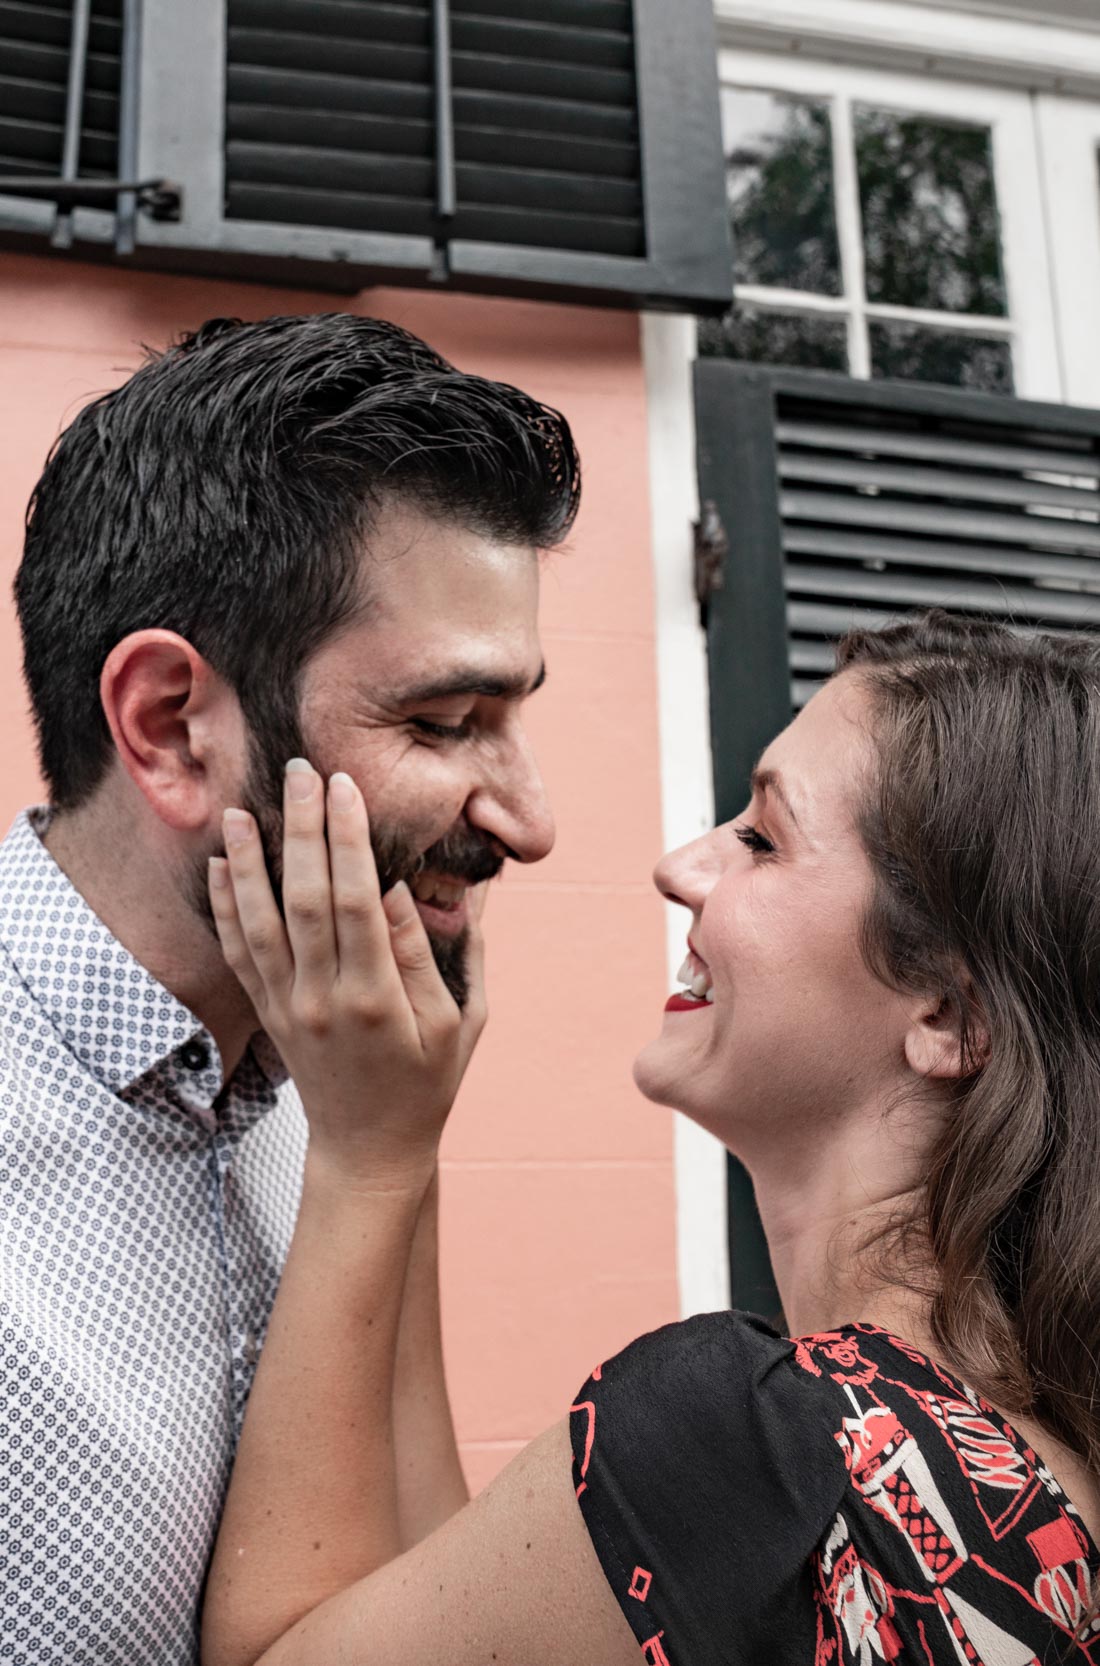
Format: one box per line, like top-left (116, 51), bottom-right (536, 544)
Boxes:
top-left (0, 0), bottom-right (121, 186)
top-left (1, 0), bottom-right (733, 311)
top-left (0, 0), bottom-right (178, 252)
top-left (694, 362), bottom-right (1100, 1313)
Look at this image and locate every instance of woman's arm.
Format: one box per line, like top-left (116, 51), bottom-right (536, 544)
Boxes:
top-left (202, 763), bottom-right (483, 1662)
top-left (241, 1421), bottom-right (640, 1666)
top-left (199, 764), bottom-right (638, 1666)
top-left (392, 1171), bottom-right (470, 1548)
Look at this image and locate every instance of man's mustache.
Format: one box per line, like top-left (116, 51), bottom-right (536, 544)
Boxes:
top-left (379, 825), bottom-right (505, 892)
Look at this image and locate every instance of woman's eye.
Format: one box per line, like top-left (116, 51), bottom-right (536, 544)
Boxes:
top-left (411, 718), bottom-right (471, 741)
top-left (734, 822), bottom-right (776, 857)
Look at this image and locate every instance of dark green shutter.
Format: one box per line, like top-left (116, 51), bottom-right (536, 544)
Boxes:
top-left (695, 363), bottom-right (1100, 1314)
top-left (0, 0), bottom-right (733, 312)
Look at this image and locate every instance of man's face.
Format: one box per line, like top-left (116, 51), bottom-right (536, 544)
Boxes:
top-left (236, 500), bottom-right (555, 1006)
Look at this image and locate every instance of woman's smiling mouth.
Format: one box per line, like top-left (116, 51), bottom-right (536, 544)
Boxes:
top-left (665, 940), bottom-right (714, 1010)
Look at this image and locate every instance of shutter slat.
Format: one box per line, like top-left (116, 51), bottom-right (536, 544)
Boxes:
top-left (788, 599), bottom-right (898, 636)
top-left (776, 420), bottom-right (1100, 479)
top-left (451, 0), bottom-right (632, 28)
top-left (781, 489), bottom-right (1100, 553)
top-left (779, 454), bottom-right (1099, 512)
top-left (0, 113), bottom-right (116, 169)
top-left (227, 179), bottom-right (642, 257)
top-left (227, 140), bottom-right (641, 219)
top-left (227, 183), bottom-right (435, 238)
top-left (783, 526), bottom-right (1100, 586)
top-left (226, 103), bottom-right (636, 178)
top-left (3, 74), bottom-right (118, 130)
top-left (450, 16), bottom-right (634, 72)
top-left (0, 2), bottom-right (122, 195)
top-left (788, 561), bottom-right (1100, 625)
top-left (0, 2), bottom-right (120, 50)
top-left (227, 28), bottom-right (635, 108)
top-left (224, 0), bottom-right (643, 260)
top-left (229, 0), bottom-right (429, 46)
top-left (227, 63), bottom-right (637, 142)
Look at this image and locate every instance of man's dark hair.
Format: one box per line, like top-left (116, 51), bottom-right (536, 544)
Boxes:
top-left (16, 312), bottom-right (581, 810)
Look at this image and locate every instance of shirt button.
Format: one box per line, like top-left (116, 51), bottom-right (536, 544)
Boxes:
top-left (243, 1329), bottom-right (259, 1366)
top-left (180, 1039), bottom-right (210, 1072)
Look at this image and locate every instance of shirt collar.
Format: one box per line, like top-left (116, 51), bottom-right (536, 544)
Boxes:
top-left (0, 808), bottom-right (288, 1123)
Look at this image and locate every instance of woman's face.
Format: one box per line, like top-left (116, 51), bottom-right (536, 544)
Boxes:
top-left (634, 672), bottom-right (915, 1152)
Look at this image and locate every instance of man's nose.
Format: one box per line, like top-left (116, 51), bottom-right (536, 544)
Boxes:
top-left (466, 728), bottom-right (555, 865)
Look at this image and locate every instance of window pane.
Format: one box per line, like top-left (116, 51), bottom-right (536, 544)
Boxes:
top-left (721, 88), bottom-right (842, 295)
top-left (699, 306), bottom-right (850, 372)
top-left (869, 321), bottom-right (1014, 392)
top-left (855, 107), bottom-right (1007, 315)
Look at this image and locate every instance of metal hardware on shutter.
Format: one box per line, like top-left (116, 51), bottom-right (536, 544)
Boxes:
top-left (114, 0), bottom-right (140, 252)
top-left (693, 500), bottom-right (728, 626)
top-left (432, 0), bottom-right (455, 227)
top-left (52, 0), bottom-right (92, 248)
top-left (0, 175), bottom-right (180, 215)
top-left (0, 0), bottom-right (163, 250)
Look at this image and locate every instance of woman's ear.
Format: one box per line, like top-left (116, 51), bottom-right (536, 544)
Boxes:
top-left (903, 979), bottom-right (990, 1082)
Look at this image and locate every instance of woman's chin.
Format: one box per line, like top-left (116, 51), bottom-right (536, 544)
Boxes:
top-left (632, 1037), bottom-right (694, 1111)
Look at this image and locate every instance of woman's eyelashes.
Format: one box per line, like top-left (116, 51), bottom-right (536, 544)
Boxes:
top-left (734, 822), bottom-right (776, 857)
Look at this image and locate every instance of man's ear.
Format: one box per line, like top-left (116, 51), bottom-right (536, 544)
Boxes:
top-left (903, 978), bottom-right (990, 1082)
top-left (100, 630), bottom-right (245, 832)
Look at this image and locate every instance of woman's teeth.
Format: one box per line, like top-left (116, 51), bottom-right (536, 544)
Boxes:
top-left (675, 954), bottom-right (715, 1003)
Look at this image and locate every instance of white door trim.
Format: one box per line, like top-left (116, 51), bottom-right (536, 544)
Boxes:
top-left (641, 312), bottom-right (731, 1319)
top-left (1036, 96), bottom-right (1100, 409)
top-left (714, 0), bottom-right (1100, 98)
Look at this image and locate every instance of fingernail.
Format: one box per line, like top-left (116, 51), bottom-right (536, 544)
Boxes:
top-left (329, 771), bottom-right (357, 808)
top-left (208, 856), bottom-right (229, 890)
top-left (223, 809), bottom-right (253, 847)
top-left (285, 758), bottom-right (314, 802)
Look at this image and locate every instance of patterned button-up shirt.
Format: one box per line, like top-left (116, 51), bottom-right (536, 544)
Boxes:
top-left (0, 809), bottom-right (307, 1664)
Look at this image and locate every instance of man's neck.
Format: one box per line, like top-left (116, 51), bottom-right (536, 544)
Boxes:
top-left (41, 798), bottom-right (257, 1078)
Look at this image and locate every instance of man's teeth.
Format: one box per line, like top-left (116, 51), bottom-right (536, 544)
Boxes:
top-left (675, 955), bottom-right (715, 1003)
top-left (411, 875), bottom-right (467, 908)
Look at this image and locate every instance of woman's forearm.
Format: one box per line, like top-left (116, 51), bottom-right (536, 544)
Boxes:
top-left (393, 1170), bottom-right (469, 1548)
top-left (202, 1152), bottom-right (434, 1666)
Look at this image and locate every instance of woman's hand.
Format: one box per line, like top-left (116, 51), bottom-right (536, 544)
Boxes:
top-left (207, 759), bottom-right (487, 1187)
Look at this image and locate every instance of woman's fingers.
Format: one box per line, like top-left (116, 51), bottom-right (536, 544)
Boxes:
top-left (462, 890), bottom-right (489, 1038)
top-left (221, 808), bottom-right (294, 991)
top-left (281, 760), bottom-right (337, 981)
top-left (325, 772), bottom-right (391, 987)
top-left (382, 882), bottom-right (455, 1026)
top-left (207, 855), bottom-right (266, 1010)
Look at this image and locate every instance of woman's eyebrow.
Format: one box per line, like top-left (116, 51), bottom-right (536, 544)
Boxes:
top-left (391, 663), bottom-right (547, 705)
top-left (750, 766), bottom-right (801, 829)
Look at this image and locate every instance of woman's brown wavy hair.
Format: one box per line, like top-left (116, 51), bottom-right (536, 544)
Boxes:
top-left (837, 611), bottom-right (1100, 1581)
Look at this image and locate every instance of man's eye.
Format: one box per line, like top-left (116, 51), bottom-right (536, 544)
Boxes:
top-left (411, 718), bottom-right (471, 740)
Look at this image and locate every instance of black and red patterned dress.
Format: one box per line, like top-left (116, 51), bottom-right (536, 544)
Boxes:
top-left (570, 1315), bottom-right (1100, 1665)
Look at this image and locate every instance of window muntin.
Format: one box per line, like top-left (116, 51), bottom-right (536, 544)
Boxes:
top-left (702, 58), bottom-right (1048, 397)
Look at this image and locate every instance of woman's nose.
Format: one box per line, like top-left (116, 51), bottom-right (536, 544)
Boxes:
top-left (653, 833), bottom-right (717, 910)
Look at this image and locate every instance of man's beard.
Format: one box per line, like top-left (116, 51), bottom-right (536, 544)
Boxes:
top-left (190, 735), bottom-right (502, 1009)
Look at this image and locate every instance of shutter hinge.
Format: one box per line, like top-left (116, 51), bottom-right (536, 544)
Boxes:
top-left (693, 499), bottom-right (728, 627)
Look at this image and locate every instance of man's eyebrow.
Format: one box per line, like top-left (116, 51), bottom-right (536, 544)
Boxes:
top-left (750, 765), bottom-right (801, 828)
top-left (392, 662), bottom-right (547, 704)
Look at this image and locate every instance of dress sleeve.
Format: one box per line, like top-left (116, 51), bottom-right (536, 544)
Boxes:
top-left (570, 1311), bottom-right (849, 1666)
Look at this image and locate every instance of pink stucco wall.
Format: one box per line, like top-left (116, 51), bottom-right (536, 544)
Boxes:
top-left (0, 253), bottom-right (679, 1489)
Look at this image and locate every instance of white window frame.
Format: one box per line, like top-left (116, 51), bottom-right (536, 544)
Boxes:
top-left (717, 50), bottom-right (1063, 401)
top-left (1036, 95), bottom-right (1100, 409)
